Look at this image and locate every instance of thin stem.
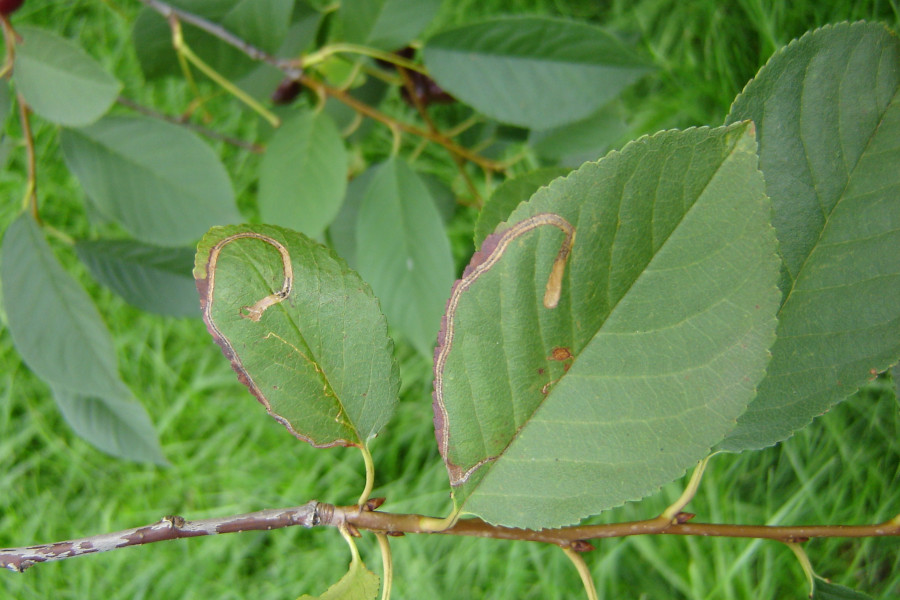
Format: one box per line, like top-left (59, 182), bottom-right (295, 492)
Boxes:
top-left (786, 542), bottom-right (816, 597)
top-left (375, 532), bottom-right (393, 600)
top-left (304, 43), bottom-right (428, 75)
top-left (340, 523), bottom-right (362, 564)
top-left (398, 66), bottom-right (483, 206)
top-left (562, 546), bottom-right (599, 600)
top-left (358, 445), bottom-right (376, 507)
top-left (167, 18), bottom-right (280, 127)
top-left (303, 75), bottom-right (503, 172)
top-left (5, 501), bottom-right (900, 573)
top-left (660, 453), bottom-right (714, 522)
top-left (15, 94), bottom-right (38, 222)
top-left (0, 13), bottom-right (19, 78)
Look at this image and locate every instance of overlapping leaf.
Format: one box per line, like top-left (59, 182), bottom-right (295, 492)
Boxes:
top-left (259, 110), bottom-right (348, 238)
top-left (423, 17), bottom-right (652, 129)
top-left (13, 27), bottom-right (120, 127)
top-left (1, 214), bottom-right (165, 464)
top-left (720, 22), bottom-right (900, 452)
top-left (434, 124), bottom-right (780, 528)
top-left (75, 239), bottom-right (198, 317)
top-left (194, 224), bottom-right (398, 447)
top-left (61, 115), bottom-right (240, 247)
top-left (354, 159), bottom-right (455, 357)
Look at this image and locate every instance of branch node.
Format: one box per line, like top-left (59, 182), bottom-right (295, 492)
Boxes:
top-left (568, 540), bottom-right (595, 553)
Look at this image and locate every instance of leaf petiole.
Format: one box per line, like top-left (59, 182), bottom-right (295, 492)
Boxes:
top-left (562, 546), bottom-right (598, 600)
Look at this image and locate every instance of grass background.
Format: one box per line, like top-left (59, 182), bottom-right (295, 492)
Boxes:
top-left (2, 0), bottom-right (900, 598)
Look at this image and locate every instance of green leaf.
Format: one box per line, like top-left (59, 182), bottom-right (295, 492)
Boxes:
top-left (355, 159), bottom-right (455, 357)
top-left (328, 167), bottom-right (379, 269)
top-left (296, 556), bottom-right (380, 600)
top-left (338, 0), bottom-right (440, 50)
top-left (1, 213), bottom-right (165, 464)
top-left (2, 213), bottom-right (127, 398)
top-left (474, 167), bottom-right (570, 249)
top-left (720, 22), bottom-right (900, 452)
top-left (223, 0), bottom-right (296, 54)
top-left (423, 17), bottom-right (652, 129)
top-left (61, 115), bottom-right (240, 247)
top-left (813, 579), bottom-right (874, 600)
top-left (529, 102), bottom-right (628, 166)
top-left (194, 224), bottom-right (399, 447)
top-left (13, 27), bottom-right (121, 127)
top-left (53, 386), bottom-right (168, 466)
top-left (259, 110), bottom-right (348, 238)
top-left (75, 239), bottom-right (198, 317)
top-left (433, 124), bottom-right (780, 528)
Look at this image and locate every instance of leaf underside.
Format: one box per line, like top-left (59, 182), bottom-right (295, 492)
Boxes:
top-left (424, 16), bottom-right (652, 129)
top-left (721, 22), bottom-right (900, 452)
top-left (2, 214), bottom-right (165, 465)
top-left (434, 123), bottom-right (780, 529)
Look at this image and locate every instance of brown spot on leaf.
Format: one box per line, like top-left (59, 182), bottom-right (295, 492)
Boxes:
top-left (549, 346), bottom-right (573, 361)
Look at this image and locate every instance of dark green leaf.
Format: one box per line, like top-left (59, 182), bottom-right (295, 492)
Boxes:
top-left (339, 0), bottom-right (441, 50)
top-left (355, 159), bottom-right (455, 357)
top-left (1, 213), bottom-right (165, 464)
top-left (814, 579), bottom-right (874, 600)
top-left (434, 124), bottom-right (780, 528)
top-left (61, 115), bottom-right (240, 247)
top-left (259, 110), bottom-right (348, 238)
top-left (423, 17), bottom-right (652, 129)
top-left (721, 22), bottom-right (900, 452)
top-left (474, 167), bottom-right (570, 249)
top-left (53, 386), bottom-right (168, 466)
top-left (13, 27), bottom-right (120, 126)
top-left (194, 224), bottom-right (399, 447)
top-left (75, 239), bottom-right (198, 317)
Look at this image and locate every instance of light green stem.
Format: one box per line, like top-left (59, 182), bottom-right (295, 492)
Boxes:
top-left (339, 524), bottom-right (362, 564)
top-left (786, 542), bottom-right (815, 597)
top-left (660, 453), bottom-right (716, 522)
top-left (562, 547), bottom-right (599, 600)
top-left (375, 533), bottom-right (393, 600)
top-left (303, 43), bottom-right (427, 74)
top-left (357, 445), bottom-right (376, 507)
top-left (170, 19), bottom-right (280, 127)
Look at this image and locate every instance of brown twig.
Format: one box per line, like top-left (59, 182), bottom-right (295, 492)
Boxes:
top-left (398, 66), bottom-right (484, 206)
top-left (302, 75), bottom-right (503, 172)
top-left (4, 501), bottom-right (899, 573)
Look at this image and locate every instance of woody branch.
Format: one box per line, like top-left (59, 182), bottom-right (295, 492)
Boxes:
top-left (4, 500), bottom-right (899, 573)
